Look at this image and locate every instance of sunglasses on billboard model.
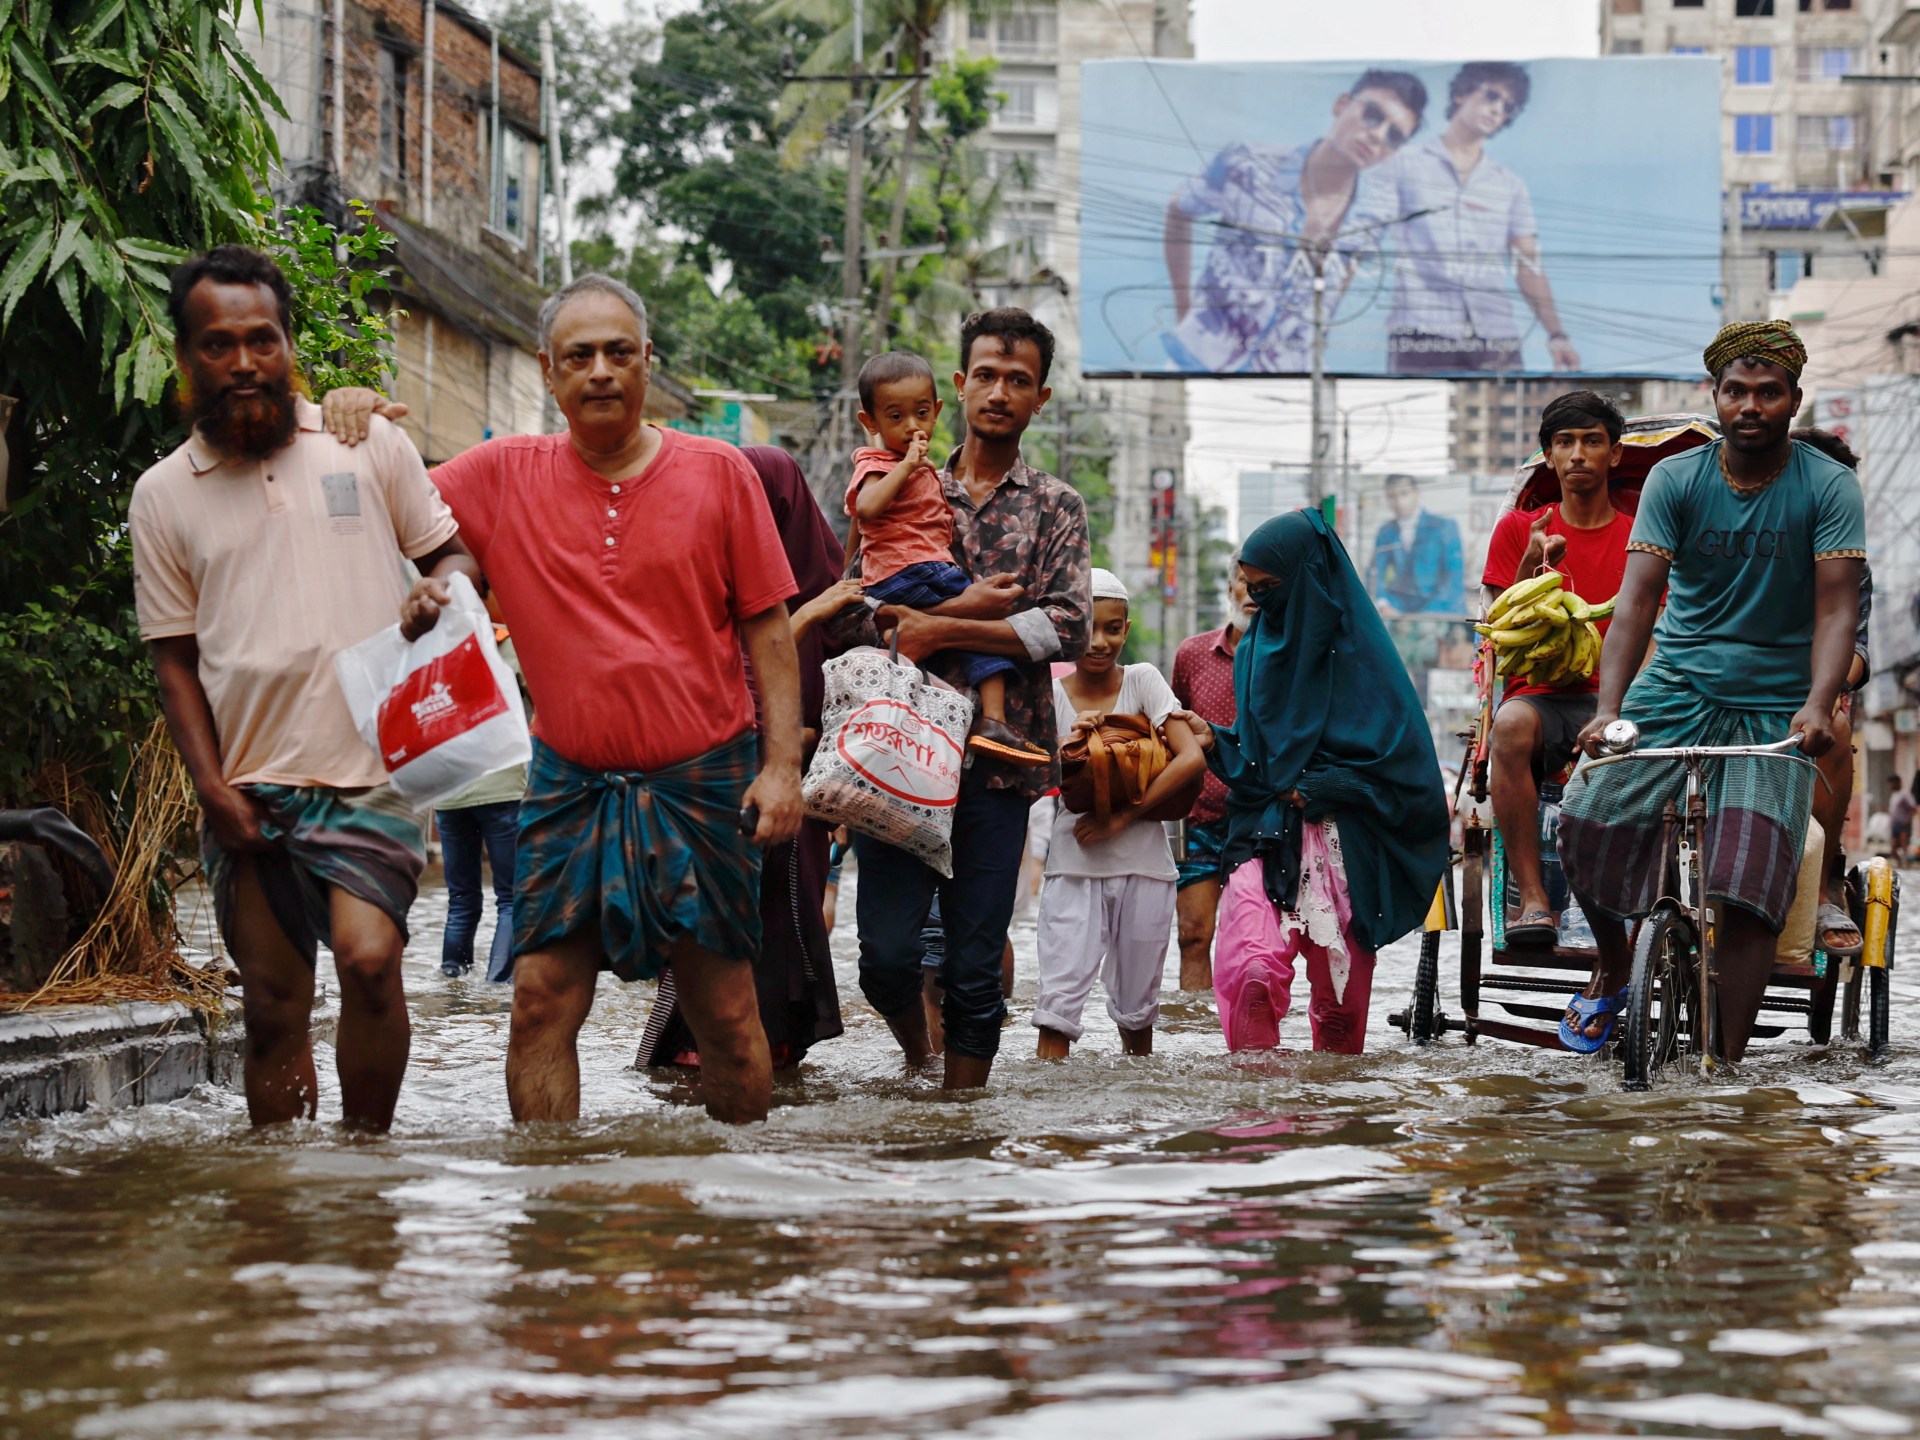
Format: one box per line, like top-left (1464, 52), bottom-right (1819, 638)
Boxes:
top-left (1357, 100), bottom-right (1412, 150)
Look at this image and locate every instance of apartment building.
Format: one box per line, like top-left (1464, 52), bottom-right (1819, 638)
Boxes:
top-left (1601, 0), bottom-right (1895, 319)
top-left (243, 0), bottom-right (686, 464)
top-left (936, 2), bottom-right (1198, 651)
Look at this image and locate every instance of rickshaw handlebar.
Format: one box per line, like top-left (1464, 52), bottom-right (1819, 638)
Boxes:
top-left (1580, 732), bottom-right (1810, 774)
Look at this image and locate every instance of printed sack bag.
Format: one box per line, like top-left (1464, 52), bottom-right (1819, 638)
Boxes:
top-left (333, 571), bottom-right (532, 809)
top-left (803, 645), bottom-right (974, 877)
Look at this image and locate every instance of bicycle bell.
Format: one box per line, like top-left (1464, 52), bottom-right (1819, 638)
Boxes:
top-left (1599, 719), bottom-right (1640, 755)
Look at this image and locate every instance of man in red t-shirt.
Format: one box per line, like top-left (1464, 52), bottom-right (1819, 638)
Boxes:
top-left (327, 276), bottom-right (804, 1126)
top-left (1480, 391), bottom-right (1634, 948)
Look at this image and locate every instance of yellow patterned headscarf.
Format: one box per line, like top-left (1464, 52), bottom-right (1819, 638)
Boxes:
top-left (1704, 320), bottom-right (1807, 381)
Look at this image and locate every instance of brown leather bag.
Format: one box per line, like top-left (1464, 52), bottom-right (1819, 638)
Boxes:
top-left (1058, 713), bottom-right (1202, 824)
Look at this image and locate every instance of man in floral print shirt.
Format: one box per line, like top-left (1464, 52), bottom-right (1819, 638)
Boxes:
top-left (858, 307), bottom-right (1092, 1091)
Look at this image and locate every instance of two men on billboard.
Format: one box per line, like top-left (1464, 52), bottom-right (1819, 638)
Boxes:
top-left (1387, 64), bottom-right (1581, 376)
top-left (1162, 70), bottom-right (1428, 374)
top-left (1158, 62), bottom-right (1582, 377)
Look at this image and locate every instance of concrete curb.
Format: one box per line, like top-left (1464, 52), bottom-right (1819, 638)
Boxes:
top-left (0, 1001), bottom-right (243, 1119)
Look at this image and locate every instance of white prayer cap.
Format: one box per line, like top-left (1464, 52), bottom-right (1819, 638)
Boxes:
top-left (1090, 568), bottom-right (1130, 602)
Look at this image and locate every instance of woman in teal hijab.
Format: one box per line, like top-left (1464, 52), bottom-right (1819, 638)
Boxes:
top-left (1196, 508), bottom-right (1450, 1051)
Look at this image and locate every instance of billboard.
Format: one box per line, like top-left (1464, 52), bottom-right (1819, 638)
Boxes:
top-left (1079, 57), bottom-right (1723, 380)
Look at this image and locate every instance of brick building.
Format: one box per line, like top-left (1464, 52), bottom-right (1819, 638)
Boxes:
top-left (243, 0), bottom-right (688, 463)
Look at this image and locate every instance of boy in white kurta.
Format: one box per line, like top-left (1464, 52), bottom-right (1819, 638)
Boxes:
top-left (1034, 570), bottom-right (1207, 1057)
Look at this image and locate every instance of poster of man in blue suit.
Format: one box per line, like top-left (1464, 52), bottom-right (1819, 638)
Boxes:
top-left (1368, 474), bottom-right (1464, 617)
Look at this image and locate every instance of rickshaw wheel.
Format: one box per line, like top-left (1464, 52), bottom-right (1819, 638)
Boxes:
top-left (1869, 967), bottom-right (1890, 1060)
top-left (1842, 967), bottom-right (1863, 1042)
top-left (1621, 905), bottom-right (1697, 1091)
top-left (1410, 931), bottom-right (1442, 1045)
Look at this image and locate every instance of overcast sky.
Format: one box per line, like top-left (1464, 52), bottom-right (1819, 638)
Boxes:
top-left (1181, 0), bottom-right (1602, 513)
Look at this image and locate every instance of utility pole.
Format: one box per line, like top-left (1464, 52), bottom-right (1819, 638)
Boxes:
top-left (839, 0), bottom-right (866, 405)
top-left (1308, 249), bottom-right (1334, 517)
top-left (421, 0), bottom-right (435, 228)
top-left (539, 19), bottom-right (571, 286)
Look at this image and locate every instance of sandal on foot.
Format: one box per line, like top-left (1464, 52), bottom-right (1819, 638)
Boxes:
top-left (1507, 908), bottom-right (1559, 948)
top-left (1816, 901), bottom-right (1864, 959)
top-left (1558, 987), bottom-right (1629, 1054)
top-left (968, 718), bottom-right (1051, 769)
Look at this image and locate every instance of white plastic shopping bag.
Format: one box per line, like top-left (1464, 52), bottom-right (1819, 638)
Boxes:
top-left (803, 645), bottom-right (974, 877)
top-left (333, 571), bottom-right (531, 808)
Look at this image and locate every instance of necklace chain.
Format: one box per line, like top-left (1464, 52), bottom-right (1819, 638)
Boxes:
top-left (1718, 442), bottom-right (1789, 496)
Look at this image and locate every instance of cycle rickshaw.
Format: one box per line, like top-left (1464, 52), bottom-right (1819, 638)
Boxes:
top-left (1388, 414), bottom-right (1898, 1085)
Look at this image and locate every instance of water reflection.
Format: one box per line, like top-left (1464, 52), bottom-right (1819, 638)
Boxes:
top-left (3, 877), bottom-right (1920, 1436)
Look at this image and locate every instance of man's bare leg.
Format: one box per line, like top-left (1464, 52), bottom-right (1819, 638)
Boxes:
top-left (1036, 1026), bottom-right (1070, 1059)
top-left (1176, 879), bottom-right (1220, 990)
top-left (1490, 700), bottom-right (1553, 923)
top-left (945, 1052), bottom-right (992, 1089)
top-left (1120, 1025), bottom-right (1153, 1056)
top-left (1711, 905), bottom-right (1779, 1062)
top-left (227, 855), bottom-right (320, 1126)
top-left (506, 933), bottom-right (600, 1122)
top-left (327, 887), bottom-right (411, 1131)
top-left (919, 968), bottom-right (945, 1056)
top-left (669, 937), bottom-right (772, 1124)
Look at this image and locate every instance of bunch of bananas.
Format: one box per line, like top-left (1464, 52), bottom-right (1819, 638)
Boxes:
top-left (1475, 571), bottom-right (1615, 688)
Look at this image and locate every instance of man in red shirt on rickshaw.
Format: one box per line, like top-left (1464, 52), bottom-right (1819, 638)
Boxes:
top-left (1480, 392), bottom-right (1635, 960)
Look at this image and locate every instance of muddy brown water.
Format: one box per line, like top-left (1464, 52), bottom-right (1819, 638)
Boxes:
top-left (5, 868), bottom-right (1920, 1439)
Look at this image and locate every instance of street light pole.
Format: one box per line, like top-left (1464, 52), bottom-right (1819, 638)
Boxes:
top-left (1309, 251), bottom-right (1334, 518)
top-left (839, 0), bottom-right (866, 396)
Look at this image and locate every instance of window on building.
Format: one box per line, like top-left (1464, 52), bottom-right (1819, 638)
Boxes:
top-left (377, 47), bottom-right (408, 181)
top-left (1673, 45), bottom-right (1706, 55)
top-left (999, 215), bottom-right (1048, 266)
top-left (492, 126), bottom-right (529, 243)
top-left (1673, 0), bottom-right (1704, 6)
top-left (1735, 0), bottom-right (1774, 15)
top-left (1735, 114), bottom-right (1774, 153)
top-left (1735, 46), bottom-right (1772, 85)
top-left (1797, 46), bottom-right (1862, 80)
top-left (1798, 113), bottom-right (1858, 149)
top-left (989, 146), bottom-right (1052, 192)
top-left (967, 5), bottom-right (988, 39)
top-left (1822, 0), bottom-right (1853, 10)
top-left (997, 80), bottom-right (1040, 126)
top-left (1612, 38), bottom-right (1643, 53)
top-left (996, 4), bottom-right (1057, 55)
top-left (1773, 250), bottom-right (1810, 288)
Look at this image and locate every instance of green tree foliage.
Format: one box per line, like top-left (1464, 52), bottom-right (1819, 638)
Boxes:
top-left (605, 0), bottom-right (841, 353)
top-left (0, 0), bottom-right (400, 803)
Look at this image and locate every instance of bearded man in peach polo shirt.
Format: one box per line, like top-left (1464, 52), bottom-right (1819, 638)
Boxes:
top-left (130, 246), bottom-right (480, 1132)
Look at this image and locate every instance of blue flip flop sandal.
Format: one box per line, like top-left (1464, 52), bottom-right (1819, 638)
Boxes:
top-left (1559, 987), bottom-right (1629, 1054)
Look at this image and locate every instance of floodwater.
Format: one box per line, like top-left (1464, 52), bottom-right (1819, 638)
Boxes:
top-left (7, 867), bottom-right (1920, 1440)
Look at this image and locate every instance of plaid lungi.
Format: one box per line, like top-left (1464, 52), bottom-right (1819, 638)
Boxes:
top-left (513, 731), bottom-right (763, 982)
top-left (202, 784), bottom-right (427, 965)
top-left (1557, 659), bottom-right (1813, 933)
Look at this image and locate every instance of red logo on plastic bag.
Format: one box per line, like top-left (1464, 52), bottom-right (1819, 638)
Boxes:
top-left (836, 697), bottom-right (963, 807)
top-left (376, 633), bottom-right (508, 767)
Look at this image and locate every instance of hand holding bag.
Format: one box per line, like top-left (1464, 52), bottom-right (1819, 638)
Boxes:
top-left (802, 641), bottom-right (974, 877)
top-left (333, 571), bottom-right (532, 809)
top-left (1058, 713), bottom-right (1202, 824)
